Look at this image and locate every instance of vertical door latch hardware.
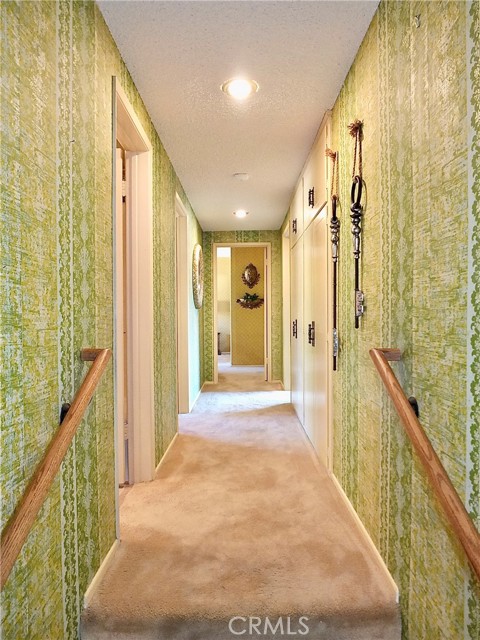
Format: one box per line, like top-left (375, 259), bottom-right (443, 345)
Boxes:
top-left (333, 328), bottom-right (339, 358)
top-left (292, 319), bottom-right (298, 338)
top-left (308, 187), bottom-right (315, 208)
top-left (307, 321), bottom-right (316, 347)
top-left (292, 218), bottom-right (297, 234)
top-left (355, 290), bottom-right (365, 318)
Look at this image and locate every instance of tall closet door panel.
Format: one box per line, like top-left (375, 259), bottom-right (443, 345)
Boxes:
top-left (290, 238), bottom-right (304, 423)
top-left (303, 207), bottom-right (329, 465)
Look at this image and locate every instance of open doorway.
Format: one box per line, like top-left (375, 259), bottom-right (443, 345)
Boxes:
top-left (216, 247), bottom-right (232, 364)
top-left (113, 80), bottom-right (155, 522)
top-left (213, 243), bottom-right (272, 384)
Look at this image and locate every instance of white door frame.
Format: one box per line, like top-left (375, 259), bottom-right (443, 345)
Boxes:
top-left (175, 194), bottom-right (190, 413)
top-left (113, 78), bottom-right (155, 516)
top-left (282, 226), bottom-right (291, 390)
top-left (213, 242), bottom-right (272, 383)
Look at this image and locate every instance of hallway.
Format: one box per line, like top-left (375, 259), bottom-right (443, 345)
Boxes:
top-left (82, 367), bottom-right (400, 639)
top-left (2, 2), bottom-right (479, 638)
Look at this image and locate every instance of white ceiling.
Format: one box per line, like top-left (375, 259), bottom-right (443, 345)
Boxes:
top-left (98, 1), bottom-right (378, 231)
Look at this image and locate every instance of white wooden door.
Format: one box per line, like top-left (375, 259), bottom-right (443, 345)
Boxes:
top-left (115, 148), bottom-right (128, 486)
top-left (290, 238), bottom-right (304, 423)
top-left (303, 207), bottom-right (329, 465)
top-left (264, 247), bottom-right (269, 381)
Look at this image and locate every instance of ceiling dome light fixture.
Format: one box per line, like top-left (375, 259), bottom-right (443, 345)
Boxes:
top-left (233, 172), bottom-right (250, 181)
top-left (221, 77), bottom-right (259, 100)
top-left (233, 209), bottom-right (249, 218)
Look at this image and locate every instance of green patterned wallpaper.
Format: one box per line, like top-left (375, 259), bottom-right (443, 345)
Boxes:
top-left (203, 231), bottom-right (282, 382)
top-left (331, 1), bottom-right (479, 638)
top-left (0, 2), bottom-right (201, 638)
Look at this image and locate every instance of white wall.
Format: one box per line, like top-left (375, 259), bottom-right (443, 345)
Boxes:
top-left (217, 253), bottom-right (231, 353)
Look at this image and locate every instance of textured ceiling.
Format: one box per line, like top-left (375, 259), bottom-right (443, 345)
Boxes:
top-left (98, 1), bottom-right (378, 231)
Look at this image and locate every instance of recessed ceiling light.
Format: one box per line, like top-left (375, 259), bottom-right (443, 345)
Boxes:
top-left (233, 209), bottom-right (249, 218)
top-left (221, 77), bottom-right (259, 100)
top-left (233, 172), bottom-right (250, 181)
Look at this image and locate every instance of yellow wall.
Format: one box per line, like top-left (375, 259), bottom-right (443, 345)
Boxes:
top-left (231, 247), bottom-right (265, 365)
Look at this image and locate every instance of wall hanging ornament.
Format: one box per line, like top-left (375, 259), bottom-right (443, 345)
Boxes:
top-left (348, 119), bottom-right (365, 329)
top-left (236, 292), bottom-right (264, 310)
top-left (192, 244), bottom-right (204, 309)
top-left (326, 148), bottom-right (340, 370)
top-left (241, 263), bottom-right (261, 289)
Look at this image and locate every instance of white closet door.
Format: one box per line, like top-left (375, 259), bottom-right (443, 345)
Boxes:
top-left (303, 206), bottom-right (329, 465)
top-left (290, 238), bottom-right (304, 423)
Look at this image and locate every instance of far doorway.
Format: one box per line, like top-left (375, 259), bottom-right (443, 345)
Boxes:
top-left (213, 243), bottom-right (272, 383)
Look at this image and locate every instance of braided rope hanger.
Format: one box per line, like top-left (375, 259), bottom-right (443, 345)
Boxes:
top-left (348, 119), bottom-right (363, 181)
top-left (348, 119), bottom-right (364, 329)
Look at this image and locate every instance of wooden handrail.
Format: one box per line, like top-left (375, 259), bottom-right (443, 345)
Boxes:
top-left (1, 348), bottom-right (112, 590)
top-left (370, 347), bottom-right (480, 580)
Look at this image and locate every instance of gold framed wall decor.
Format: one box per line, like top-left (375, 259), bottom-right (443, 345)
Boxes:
top-left (241, 263), bottom-right (260, 289)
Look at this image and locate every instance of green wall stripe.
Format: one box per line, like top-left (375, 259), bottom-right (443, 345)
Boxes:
top-left (56, 0), bottom-right (81, 635)
top-left (467, 1), bottom-right (480, 636)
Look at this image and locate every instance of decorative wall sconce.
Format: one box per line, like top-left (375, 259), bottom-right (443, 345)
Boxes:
top-left (326, 148), bottom-right (340, 370)
top-left (237, 262), bottom-right (263, 308)
top-left (348, 119), bottom-right (365, 329)
top-left (236, 293), bottom-right (264, 309)
top-left (192, 244), bottom-right (204, 309)
top-left (241, 263), bottom-right (260, 289)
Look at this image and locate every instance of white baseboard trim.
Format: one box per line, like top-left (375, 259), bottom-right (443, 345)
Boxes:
top-left (83, 539), bottom-right (120, 607)
top-left (155, 433), bottom-right (179, 474)
top-left (329, 473), bottom-right (399, 603)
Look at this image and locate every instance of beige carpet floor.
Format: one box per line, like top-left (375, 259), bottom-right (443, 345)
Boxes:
top-left (81, 367), bottom-right (400, 640)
